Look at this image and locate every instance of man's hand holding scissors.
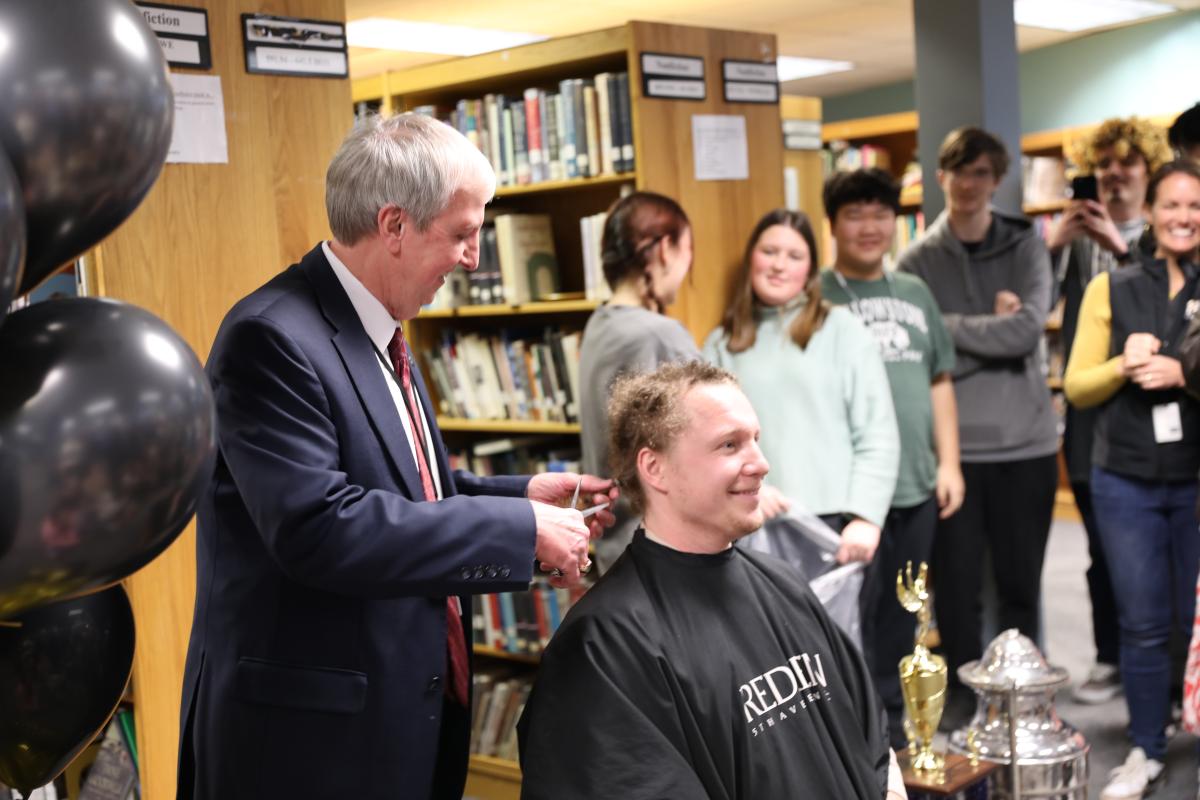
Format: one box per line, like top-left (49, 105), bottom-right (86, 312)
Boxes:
top-left (527, 473), bottom-right (618, 587)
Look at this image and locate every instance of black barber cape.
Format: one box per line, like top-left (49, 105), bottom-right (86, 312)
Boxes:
top-left (517, 530), bottom-right (890, 799)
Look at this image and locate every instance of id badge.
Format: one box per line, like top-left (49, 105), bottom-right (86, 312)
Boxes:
top-left (1152, 402), bottom-right (1183, 443)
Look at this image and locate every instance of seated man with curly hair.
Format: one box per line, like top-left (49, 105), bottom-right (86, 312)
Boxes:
top-left (517, 361), bottom-right (904, 800)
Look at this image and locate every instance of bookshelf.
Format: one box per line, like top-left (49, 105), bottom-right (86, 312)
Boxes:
top-left (356, 21), bottom-right (786, 798)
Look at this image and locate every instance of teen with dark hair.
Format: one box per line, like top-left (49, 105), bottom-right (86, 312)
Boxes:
top-left (897, 126), bottom-right (1059, 730)
top-left (1066, 159), bottom-right (1200, 799)
top-left (579, 191), bottom-right (700, 572)
top-left (820, 167), bottom-right (961, 747)
top-left (705, 208), bottom-right (899, 566)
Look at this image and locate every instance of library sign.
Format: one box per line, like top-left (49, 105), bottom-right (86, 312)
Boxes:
top-left (134, 2), bottom-right (211, 70)
top-left (722, 60), bottom-right (779, 105)
top-left (640, 52), bottom-right (706, 101)
top-left (241, 13), bottom-right (349, 78)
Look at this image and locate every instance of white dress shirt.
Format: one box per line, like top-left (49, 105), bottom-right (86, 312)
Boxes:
top-left (322, 240), bottom-right (444, 500)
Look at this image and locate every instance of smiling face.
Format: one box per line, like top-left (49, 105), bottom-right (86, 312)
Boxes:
top-left (831, 200), bottom-right (897, 275)
top-left (381, 183), bottom-right (488, 319)
top-left (646, 382), bottom-right (769, 547)
top-left (749, 224), bottom-right (812, 307)
top-left (1150, 171), bottom-right (1200, 261)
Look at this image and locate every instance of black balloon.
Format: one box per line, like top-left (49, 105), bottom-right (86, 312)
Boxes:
top-left (0, 0), bottom-right (174, 295)
top-left (0, 150), bottom-right (24, 326)
top-left (0, 585), bottom-right (135, 795)
top-left (0, 298), bottom-right (215, 617)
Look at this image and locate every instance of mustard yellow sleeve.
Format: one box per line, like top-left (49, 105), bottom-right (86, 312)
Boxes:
top-left (1064, 272), bottom-right (1126, 408)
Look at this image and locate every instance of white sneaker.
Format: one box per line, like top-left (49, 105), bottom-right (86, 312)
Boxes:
top-left (1073, 663), bottom-right (1122, 704)
top-left (1101, 748), bottom-right (1164, 799)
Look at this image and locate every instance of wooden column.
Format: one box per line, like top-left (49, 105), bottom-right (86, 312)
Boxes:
top-left (92, 1), bottom-right (350, 796)
top-left (780, 95), bottom-right (825, 221)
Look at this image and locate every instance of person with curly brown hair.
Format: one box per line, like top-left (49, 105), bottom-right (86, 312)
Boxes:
top-left (1048, 116), bottom-right (1173, 705)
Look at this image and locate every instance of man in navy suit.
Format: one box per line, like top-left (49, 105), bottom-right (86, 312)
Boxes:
top-left (177, 113), bottom-right (615, 800)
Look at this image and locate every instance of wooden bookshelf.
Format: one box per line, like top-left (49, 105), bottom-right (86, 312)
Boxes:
top-left (418, 299), bottom-right (600, 319)
top-left (474, 645), bottom-right (542, 665)
top-left (780, 96), bottom-right (826, 221)
top-left (436, 418), bottom-right (583, 435)
top-left (356, 19), bottom-right (784, 346)
top-left (496, 173), bottom-right (635, 198)
top-left (465, 755), bottom-right (523, 800)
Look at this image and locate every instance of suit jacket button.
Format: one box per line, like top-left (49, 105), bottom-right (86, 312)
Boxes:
top-left (473, 566), bottom-right (485, 580)
top-left (428, 676), bottom-right (441, 693)
top-left (486, 565), bottom-right (499, 579)
top-left (500, 566), bottom-right (511, 579)
top-left (460, 567), bottom-right (472, 580)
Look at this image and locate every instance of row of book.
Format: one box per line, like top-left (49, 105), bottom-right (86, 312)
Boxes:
top-left (428, 213), bottom-right (561, 309)
top-left (470, 672), bottom-right (531, 760)
top-left (423, 209), bottom-right (616, 311)
top-left (421, 327), bottom-right (582, 424)
top-left (419, 73), bottom-right (636, 189)
top-left (471, 577), bottom-right (591, 656)
top-left (822, 141), bottom-right (894, 174)
top-left (447, 435), bottom-right (581, 478)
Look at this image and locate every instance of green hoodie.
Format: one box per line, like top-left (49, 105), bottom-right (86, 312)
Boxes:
top-left (897, 210), bottom-right (1058, 462)
top-left (703, 303), bottom-right (899, 526)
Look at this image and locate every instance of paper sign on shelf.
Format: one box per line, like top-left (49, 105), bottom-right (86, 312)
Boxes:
top-left (165, 73), bottom-right (229, 164)
top-left (692, 115), bottom-right (749, 182)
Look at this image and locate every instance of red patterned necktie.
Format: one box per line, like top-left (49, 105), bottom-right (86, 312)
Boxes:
top-left (388, 328), bottom-right (470, 707)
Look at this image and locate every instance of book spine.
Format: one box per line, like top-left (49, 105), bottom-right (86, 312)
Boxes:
top-left (558, 79), bottom-right (578, 179)
top-left (523, 88), bottom-right (544, 184)
top-left (595, 73), bottom-right (614, 175)
top-left (572, 78), bottom-right (589, 177)
top-left (617, 72), bottom-right (634, 172)
top-left (582, 83), bottom-right (600, 178)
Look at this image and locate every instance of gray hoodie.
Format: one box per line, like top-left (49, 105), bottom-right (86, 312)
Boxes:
top-left (897, 210), bottom-right (1058, 462)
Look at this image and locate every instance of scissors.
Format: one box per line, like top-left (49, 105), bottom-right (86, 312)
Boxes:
top-left (550, 477), bottom-right (607, 577)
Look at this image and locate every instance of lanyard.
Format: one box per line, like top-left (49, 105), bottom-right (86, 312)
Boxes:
top-left (832, 268), bottom-right (895, 305)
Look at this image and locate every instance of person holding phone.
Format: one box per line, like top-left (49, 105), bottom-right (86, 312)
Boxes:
top-left (1047, 117), bottom-right (1173, 706)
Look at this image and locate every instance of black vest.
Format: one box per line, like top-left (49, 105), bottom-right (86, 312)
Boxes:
top-left (1094, 258), bottom-right (1200, 481)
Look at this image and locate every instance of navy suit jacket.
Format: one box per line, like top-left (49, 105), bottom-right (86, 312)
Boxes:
top-left (178, 245), bottom-right (536, 799)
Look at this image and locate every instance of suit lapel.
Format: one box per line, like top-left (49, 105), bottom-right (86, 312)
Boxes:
top-left (299, 247), bottom-right (426, 500)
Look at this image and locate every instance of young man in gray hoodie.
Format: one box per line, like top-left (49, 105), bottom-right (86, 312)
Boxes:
top-left (897, 127), bottom-right (1059, 729)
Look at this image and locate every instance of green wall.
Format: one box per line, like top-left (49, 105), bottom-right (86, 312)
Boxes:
top-left (823, 9), bottom-right (1200, 132)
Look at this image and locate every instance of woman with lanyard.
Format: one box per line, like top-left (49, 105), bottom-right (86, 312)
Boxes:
top-left (578, 191), bottom-right (700, 573)
top-left (1065, 159), bottom-right (1200, 800)
top-left (703, 208), bottom-right (899, 566)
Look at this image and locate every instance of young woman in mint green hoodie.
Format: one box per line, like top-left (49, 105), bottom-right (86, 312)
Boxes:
top-left (703, 208), bottom-right (899, 565)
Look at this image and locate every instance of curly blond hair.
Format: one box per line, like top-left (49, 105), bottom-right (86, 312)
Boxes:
top-left (1069, 116), bottom-right (1173, 174)
top-left (606, 361), bottom-right (737, 514)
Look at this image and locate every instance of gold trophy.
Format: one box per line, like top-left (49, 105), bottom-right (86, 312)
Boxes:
top-left (896, 561), bottom-right (948, 776)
